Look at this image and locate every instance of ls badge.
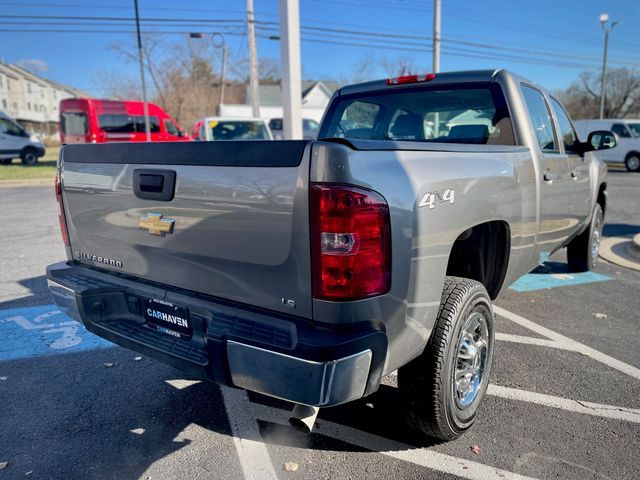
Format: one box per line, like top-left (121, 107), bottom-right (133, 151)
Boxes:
top-left (139, 213), bottom-right (175, 236)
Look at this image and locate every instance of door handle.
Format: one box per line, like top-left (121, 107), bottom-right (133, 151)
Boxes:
top-left (543, 170), bottom-right (555, 183)
top-left (133, 169), bottom-right (176, 201)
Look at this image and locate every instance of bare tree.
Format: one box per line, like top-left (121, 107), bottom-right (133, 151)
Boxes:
top-left (559, 68), bottom-right (640, 119)
top-left (379, 55), bottom-right (417, 77)
top-left (349, 51), bottom-right (377, 83)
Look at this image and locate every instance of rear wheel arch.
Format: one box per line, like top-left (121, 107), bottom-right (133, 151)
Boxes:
top-left (597, 182), bottom-right (607, 215)
top-left (445, 221), bottom-right (511, 300)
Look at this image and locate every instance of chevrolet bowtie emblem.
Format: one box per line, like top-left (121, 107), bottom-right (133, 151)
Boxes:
top-left (138, 213), bottom-right (175, 236)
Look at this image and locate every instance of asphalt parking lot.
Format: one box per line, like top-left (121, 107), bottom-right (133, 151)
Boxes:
top-left (1, 171), bottom-right (639, 480)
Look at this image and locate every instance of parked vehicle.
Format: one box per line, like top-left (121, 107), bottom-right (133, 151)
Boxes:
top-left (269, 117), bottom-right (320, 140)
top-left (47, 69), bottom-right (613, 441)
top-left (192, 117), bottom-right (272, 141)
top-left (574, 119), bottom-right (640, 172)
top-left (0, 111), bottom-right (45, 165)
top-left (59, 98), bottom-right (189, 144)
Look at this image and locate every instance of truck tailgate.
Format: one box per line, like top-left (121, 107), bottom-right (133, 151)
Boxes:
top-left (60, 141), bottom-right (313, 318)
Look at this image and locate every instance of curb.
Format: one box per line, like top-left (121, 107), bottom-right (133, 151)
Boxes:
top-left (599, 236), bottom-right (640, 272)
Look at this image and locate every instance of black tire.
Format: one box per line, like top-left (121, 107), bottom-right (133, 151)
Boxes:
top-left (625, 153), bottom-right (640, 172)
top-left (20, 148), bottom-right (39, 166)
top-left (0, 158), bottom-right (12, 165)
top-left (567, 203), bottom-right (604, 272)
top-left (398, 276), bottom-right (494, 441)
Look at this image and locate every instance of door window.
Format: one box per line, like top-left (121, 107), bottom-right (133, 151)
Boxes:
top-left (521, 85), bottom-right (558, 153)
top-left (611, 123), bottom-right (631, 138)
top-left (0, 118), bottom-right (24, 136)
top-left (164, 119), bottom-right (181, 136)
top-left (550, 98), bottom-right (579, 154)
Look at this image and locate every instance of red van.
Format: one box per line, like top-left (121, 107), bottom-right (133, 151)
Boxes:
top-left (59, 98), bottom-right (190, 144)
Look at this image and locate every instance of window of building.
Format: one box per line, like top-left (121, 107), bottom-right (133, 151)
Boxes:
top-left (27, 83), bottom-right (32, 94)
top-left (1, 99), bottom-right (6, 109)
top-left (27, 102), bottom-right (31, 110)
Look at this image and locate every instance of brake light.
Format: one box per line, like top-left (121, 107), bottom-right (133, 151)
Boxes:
top-left (55, 173), bottom-right (70, 246)
top-left (311, 184), bottom-right (391, 301)
top-left (386, 73), bottom-right (436, 85)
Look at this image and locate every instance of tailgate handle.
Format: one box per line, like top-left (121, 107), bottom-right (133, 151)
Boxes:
top-left (133, 169), bottom-right (176, 201)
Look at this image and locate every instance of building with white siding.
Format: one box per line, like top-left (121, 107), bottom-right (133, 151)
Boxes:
top-left (0, 62), bottom-right (84, 140)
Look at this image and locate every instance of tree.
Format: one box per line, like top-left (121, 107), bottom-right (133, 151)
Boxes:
top-left (559, 68), bottom-right (640, 119)
top-left (379, 55), bottom-right (417, 77)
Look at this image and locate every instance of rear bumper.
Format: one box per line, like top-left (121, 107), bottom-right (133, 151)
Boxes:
top-left (46, 261), bottom-right (386, 407)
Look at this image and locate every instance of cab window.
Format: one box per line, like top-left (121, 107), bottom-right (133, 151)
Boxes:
top-left (0, 118), bottom-right (25, 136)
top-left (521, 85), bottom-right (558, 153)
top-left (611, 123), bottom-right (631, 138)
top-left (164, 119), bottom-right (181, 136)
top-left (550, 98), bottom-right (579, 154)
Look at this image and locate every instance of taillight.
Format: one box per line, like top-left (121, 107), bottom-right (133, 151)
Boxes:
top-left (55, 173), bottom-right (70, 246)
top-left (311, 184), bottom-right (391, 301)
top-left (386, 73), bottom-right (436, 85)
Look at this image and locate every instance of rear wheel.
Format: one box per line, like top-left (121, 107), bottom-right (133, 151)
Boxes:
top-left (625, 154), bottom-right (640, 172)
top-left (20, 148), bottom-right (38, 166)
top-left (398, 277), bottom-right (494, 441)
top-left (567, 203), bottom-right (603, 272)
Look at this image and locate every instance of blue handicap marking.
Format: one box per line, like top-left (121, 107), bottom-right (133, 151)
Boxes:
top-left (0, 304), bottom-right (112, 362)
top-left (509, 261), bottom-right (612, 292)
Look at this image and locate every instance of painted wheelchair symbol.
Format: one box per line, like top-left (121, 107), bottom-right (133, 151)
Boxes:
top-left (3, 310), bottom-right (82, 350)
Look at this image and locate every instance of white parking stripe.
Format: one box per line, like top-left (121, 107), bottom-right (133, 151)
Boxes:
top-left (488, 384), bottom-right (640, 423)
top-left (251, 402), bottom-right (539, 480)
top-left (493, 306), bottom-right (640, 381)
top-left (495, 333), bottom-right (571, 350)
top-left (221, 387), bottom-right (279, 480)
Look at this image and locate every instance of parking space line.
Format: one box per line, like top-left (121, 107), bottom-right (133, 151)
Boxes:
top-left (221, 387), bottom-right (279, 480)
top-left (488, 384), bottom-right (640, 423)
top-left (495, 333), bottom-right (572, 350)
top-left (250, 402), bottom-right (539, 480)
top-left (494, 306), bottom-right (640, 381)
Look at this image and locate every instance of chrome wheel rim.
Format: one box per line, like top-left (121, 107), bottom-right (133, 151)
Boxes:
top-left (591, 212), bottom-right (602, 263)
top-left (629, 156), bottom-right (640, 171)
top-left (454, 311), bottom-right (489, 409)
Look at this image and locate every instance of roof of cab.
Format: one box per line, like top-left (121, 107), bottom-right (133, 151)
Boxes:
top-left (337, 69), bottom-right (514, 96)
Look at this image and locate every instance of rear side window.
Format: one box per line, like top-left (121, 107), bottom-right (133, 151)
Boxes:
top-left (99, 114), bottom-right (159, 133)
top-left (550, 98), bottom-right (579, 154)
top-left (320, 82), bottom-right (515, 145)
top-left (521, 85), bottom-right (557, 153)
top-left (61, 112), bottom-right (87, 135)
top-left (611, 123), bottom-right (631, 138)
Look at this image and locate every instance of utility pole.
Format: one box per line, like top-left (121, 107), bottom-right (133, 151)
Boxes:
top-left (133, 0), bottom-right (150, 141)
top-left (279, 0), bottom-right (302, 139)
top-left (432, 0), bottom-right (441, 73)
top-left (218, 44), bottom-right (227, 115)
top-left (598, 14), bottom-right (620, 120)
top-left (247, 0), bottom-right (260, 118)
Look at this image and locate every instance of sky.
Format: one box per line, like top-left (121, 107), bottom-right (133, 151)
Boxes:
top-left (1, 0), bottom-right (639, 96)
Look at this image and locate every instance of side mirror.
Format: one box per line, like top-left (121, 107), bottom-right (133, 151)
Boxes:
top-left (587, 130), bottom-right (617, 151)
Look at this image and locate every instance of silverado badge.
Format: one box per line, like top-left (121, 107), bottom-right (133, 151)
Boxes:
top-left (139, 213), bottom-right (175, 236)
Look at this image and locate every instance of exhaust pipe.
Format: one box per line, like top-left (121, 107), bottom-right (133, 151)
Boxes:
top-left (288, 404), bottom-right (319, 434)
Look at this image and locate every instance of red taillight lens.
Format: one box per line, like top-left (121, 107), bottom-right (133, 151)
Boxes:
top-left (55, 173), bottom-right (70, 246)
top-left (311, 184), bottom-right (391, 301)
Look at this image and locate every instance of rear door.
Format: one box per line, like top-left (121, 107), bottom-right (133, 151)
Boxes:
top-left (521, 85), bottom-right (572, 253)
top-left (60, 140), bottom-right (313, 318)
top-left (609, 122), bottom-right (634, 163)
top-left (550, 98), bottom-right (591, 231)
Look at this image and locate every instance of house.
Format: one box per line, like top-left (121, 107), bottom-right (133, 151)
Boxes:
top-left (220, 80), bottom-right (339, 122)
top-left (0, 62), bottom-right (84, 139)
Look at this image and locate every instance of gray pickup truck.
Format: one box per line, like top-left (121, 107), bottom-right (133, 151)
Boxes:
top-left (46, 69), bottom-right (615, 441)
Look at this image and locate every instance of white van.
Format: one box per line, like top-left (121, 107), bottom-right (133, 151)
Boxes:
top-left (574, 119), bottom-right (640, 172)
top-left (192, 117), bottom-right (272, 142)
top-left (0, 112), bottom-right (46, 166)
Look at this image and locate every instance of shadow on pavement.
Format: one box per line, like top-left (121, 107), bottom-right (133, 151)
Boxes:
top-left (0, 275), bottom-right (52, 310)
top-left (603, 223), bottom-right (640, 238)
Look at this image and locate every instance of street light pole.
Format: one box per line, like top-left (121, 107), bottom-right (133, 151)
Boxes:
top-left (133, 0), bottom-right (151, 141)
top-left (598, 14), bottom-right (620, 120)
top-left (432, 0), bottom-right (441, 73)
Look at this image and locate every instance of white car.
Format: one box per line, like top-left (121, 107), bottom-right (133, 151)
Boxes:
top-left (192, 117), bottom-right (272, 142)
top-left (574, 119), bottom-right (640, 172)
top-left (0, 111), bottom-right (46, 165)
